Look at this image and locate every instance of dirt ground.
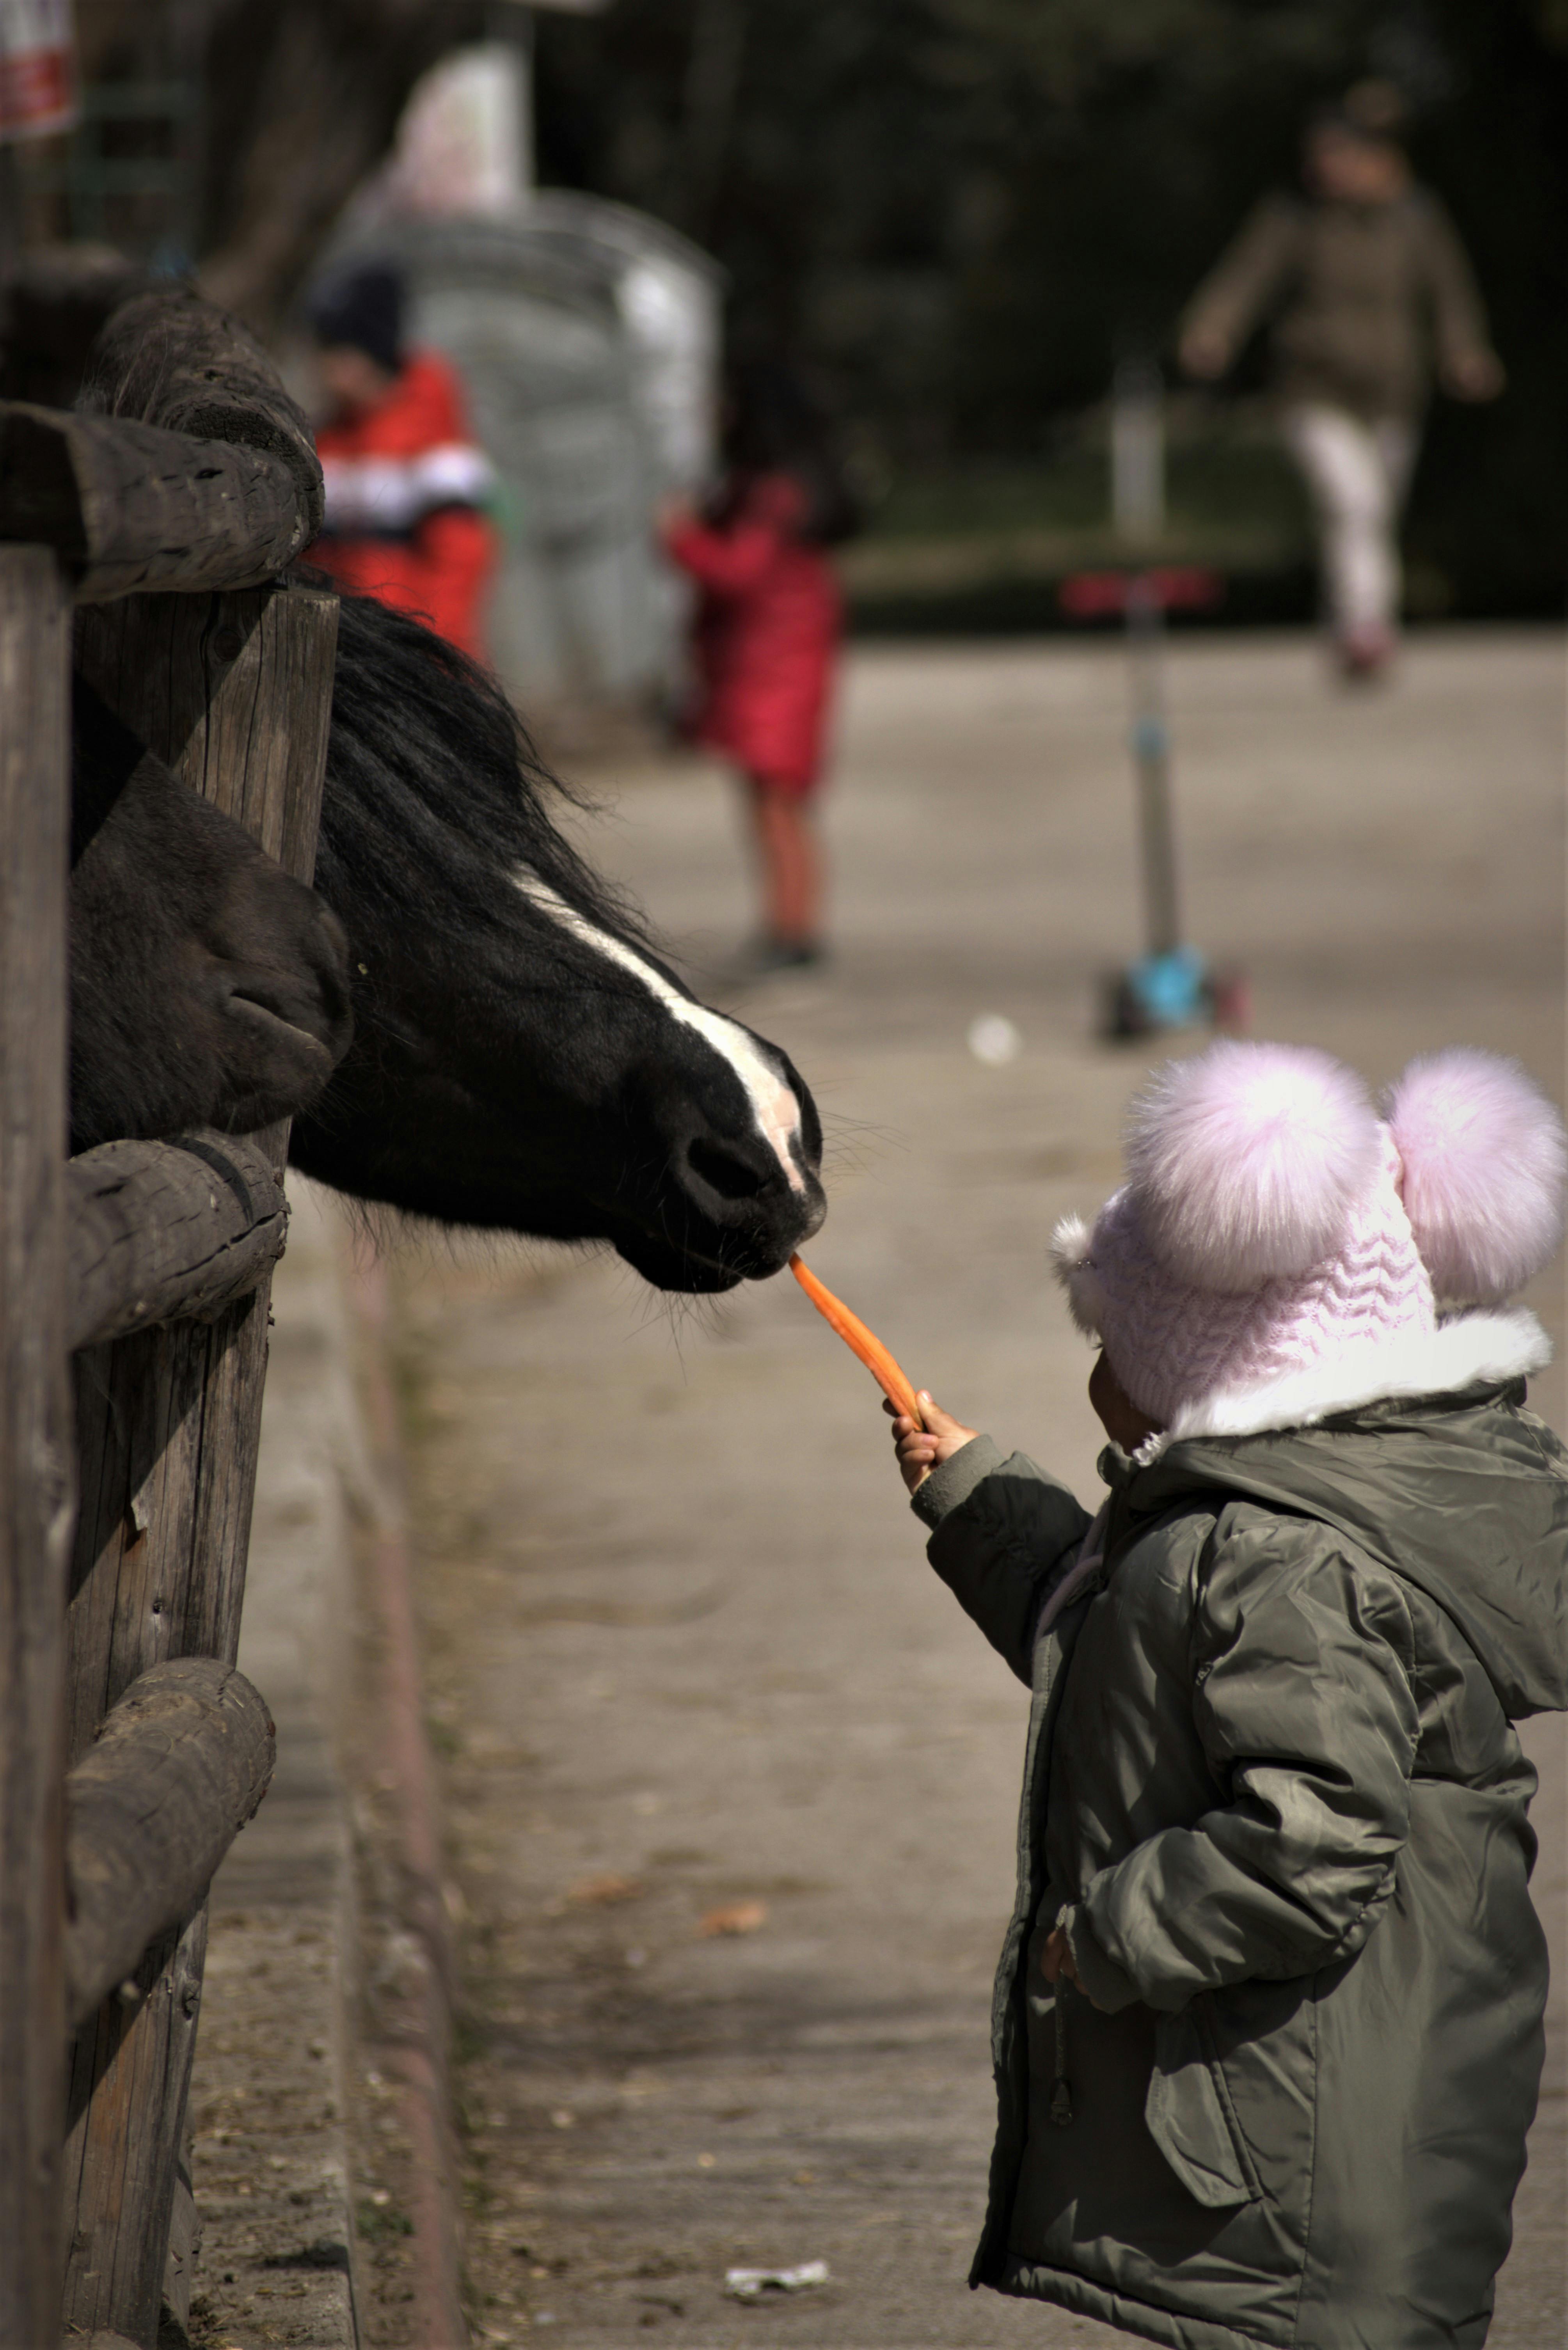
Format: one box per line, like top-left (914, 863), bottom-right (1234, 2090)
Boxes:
top-left (386, 629), bottom-right (1566, 2348)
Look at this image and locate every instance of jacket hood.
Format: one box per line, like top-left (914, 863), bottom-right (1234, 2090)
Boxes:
top-left (1112, 1373), bottom-right (1568, 1720)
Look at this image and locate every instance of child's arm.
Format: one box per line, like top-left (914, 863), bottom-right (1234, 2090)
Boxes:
top-left (1057, 1521), bottom-right (1419, 2017)
top-left (660, 508), bottom-right (781, 596)
top-left (888, 1394), bottom-right (1094, 1684)
top-left (660, 477), bottom-right (806, 597)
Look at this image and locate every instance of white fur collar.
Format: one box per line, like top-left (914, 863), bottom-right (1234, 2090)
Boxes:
top-left (1149, 1307), bottom-right (1551, 1450)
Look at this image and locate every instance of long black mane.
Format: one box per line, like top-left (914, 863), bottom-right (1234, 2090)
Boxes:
top-left (67, 576), bottom-right (824, 1287)
top-left (318, 589), bottom-right (649, 950)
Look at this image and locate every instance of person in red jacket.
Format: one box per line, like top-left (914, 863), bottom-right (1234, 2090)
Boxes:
top-left (307, 262), bottom-right (497, 664)
top-left (661, 365), bottom-right (857, 975)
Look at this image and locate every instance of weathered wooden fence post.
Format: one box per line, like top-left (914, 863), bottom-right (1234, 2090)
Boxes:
top-left (0, 545), bottom-right (74, 2350)
top-left (62, 577), bottom-right (339, 2342)
top-left (1, 281), bottom-right (338, 2348)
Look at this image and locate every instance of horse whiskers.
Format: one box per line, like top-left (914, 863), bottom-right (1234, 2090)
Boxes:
top-left (811, 1111), bottom-right (908, 1184)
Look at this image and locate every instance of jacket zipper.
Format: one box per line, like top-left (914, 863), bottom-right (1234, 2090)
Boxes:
top-left (1051, 1983), bottom-right (1073, 2125)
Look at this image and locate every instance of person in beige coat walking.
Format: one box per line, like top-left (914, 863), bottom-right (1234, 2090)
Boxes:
top-left (1180, 85), bottom-right (1502, 678)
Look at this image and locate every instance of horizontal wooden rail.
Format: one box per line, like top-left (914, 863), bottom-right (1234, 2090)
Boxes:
top-left (66, 1133), bottom-right (288, 1352)
top-left (64, 1660), bottom-right (275, 2029)
top-left (79, 285), bottom-right (323, 536)
top-left (0, 403), bottom-right (316, 600)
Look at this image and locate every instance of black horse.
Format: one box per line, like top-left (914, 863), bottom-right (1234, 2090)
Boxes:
top-left (69, 593), bottom-right (825, 1294)
top-left (69, 674), bottom-right (353, 1151)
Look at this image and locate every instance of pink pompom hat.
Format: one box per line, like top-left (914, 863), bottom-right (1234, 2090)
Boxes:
top-left (1053, 1041), bottom-right (1567, 1441)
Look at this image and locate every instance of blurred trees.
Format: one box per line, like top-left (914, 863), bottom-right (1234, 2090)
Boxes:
top-left (536, 0), bottom-right (1566, 611)
top-left (11, 1), bottom-right (491, 328)
top-left (196, 0), bottom-right (488, 327)
top-left (25, 0), bottom-right (1564, 610)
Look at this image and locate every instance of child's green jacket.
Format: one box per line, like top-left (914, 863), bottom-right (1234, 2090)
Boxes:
top-left (913, 1374), bottom-right (1568, 2350)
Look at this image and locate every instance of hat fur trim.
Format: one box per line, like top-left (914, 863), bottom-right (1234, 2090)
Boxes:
top-left (1051, 1212), bottom-right (1104, 1339)
top-left (1163, 1307), bottom-right (1549, 1445)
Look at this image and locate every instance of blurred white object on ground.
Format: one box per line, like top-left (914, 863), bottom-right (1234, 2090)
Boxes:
top-left (725, 2261), bottom-right (831, 2300)
top-left (968, 1012), bottom-right (1022, 1065)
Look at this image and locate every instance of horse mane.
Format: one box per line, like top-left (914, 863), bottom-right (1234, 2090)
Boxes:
top-left (317, 587), bottom-right (651, 950)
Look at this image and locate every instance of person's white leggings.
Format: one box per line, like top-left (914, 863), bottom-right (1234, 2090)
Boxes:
top-left (1282, 405), bottom-right (1417, 638)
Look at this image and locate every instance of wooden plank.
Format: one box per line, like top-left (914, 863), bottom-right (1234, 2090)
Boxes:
top-left (63, 1908), bottom-right (208, 2347)
top-left (74, 580), bottom-right (339, 877)
top-left (0, 403), bottom-right (315, 600)
top-left (66, 1133), bottom-right (288, 1353)
top-left (78, 286), bottom-right (323, 543)
top-left (0, 545), bottom-right (73, 2350)
top-left (64, 1660), bottom-right (275, 2028)
top-left (62, 579), bottom-right (339, 2348)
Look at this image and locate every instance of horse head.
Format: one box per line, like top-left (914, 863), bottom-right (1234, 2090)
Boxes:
top-left (69, 677), bottom-right (354, 1154)
top-left (290, 594), bottom-right (825, 1292)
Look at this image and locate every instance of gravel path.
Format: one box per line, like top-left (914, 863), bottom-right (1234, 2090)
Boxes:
top-left (391, 628), bottom-right (1564, 2348)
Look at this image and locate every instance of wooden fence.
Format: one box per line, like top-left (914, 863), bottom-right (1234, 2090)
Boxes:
top-left (0, 286), bottom-right (341, 2350)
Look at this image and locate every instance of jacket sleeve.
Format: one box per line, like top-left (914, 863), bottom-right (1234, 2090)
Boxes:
top-left (913, 1439), bottom-right (1093, 1684)
top-left (1179, 195), bottom-right (1302, 367)
top-left (1063, 1515), bottom-right (1420, 2014)
top-left (1412, 192), bottom-right (1495, 376)
top-left (662, 513), bottom-right (783, 596)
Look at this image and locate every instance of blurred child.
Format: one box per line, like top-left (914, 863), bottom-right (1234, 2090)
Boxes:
top-left (307, 260), bottom-right (497, 664)
top-left (660, 363), bottom-right (858, 976)
top-left (889, 1038), bottom-right (1566, 2349)
top-left (1180, 83), bottom-right (1502, 678)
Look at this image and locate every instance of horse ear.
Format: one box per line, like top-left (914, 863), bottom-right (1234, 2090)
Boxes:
top-left (1125, 1041), bottom-right (1380, 1292)
top-left (1385, 1050), bottom-right (1567, 1301)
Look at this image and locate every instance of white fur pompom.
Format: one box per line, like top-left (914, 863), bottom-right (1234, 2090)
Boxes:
top-left (1051, 1211), bottom-right (1105, 1338)
top-left (1384, 1050), bottom-right (1567, 1301)
top-left (1126, 1041), bottom-right (1380, 1292)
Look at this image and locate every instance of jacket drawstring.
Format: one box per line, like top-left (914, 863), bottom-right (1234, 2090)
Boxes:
top-left (1051, 1983), bottom-right (1073, 2125)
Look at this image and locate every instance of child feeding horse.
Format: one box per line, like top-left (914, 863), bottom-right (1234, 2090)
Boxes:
top-left (69, 588), bottom-right (827, 1296)
top-left (800, 1039), bottom-right (1568, 2350)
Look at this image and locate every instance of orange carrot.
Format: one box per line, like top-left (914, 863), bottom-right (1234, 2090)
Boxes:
top-left (789, 1254), bottom-right (925, 1428)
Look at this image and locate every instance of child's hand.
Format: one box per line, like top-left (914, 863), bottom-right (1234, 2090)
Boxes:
top-left (885, 1392), bottom-right (979, 1495)
top-left (1042, 1925), bottom-right (1110, 2011)
top-left (1041, 1928), bottom-right (1081, 1989)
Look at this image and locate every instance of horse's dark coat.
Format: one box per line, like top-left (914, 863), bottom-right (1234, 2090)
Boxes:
top-left (67, 596), bottom-right (824, 1292)
top-left (68, 676), bottom-right (353, 1154)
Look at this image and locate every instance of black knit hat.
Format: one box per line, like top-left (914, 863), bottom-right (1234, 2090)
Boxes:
top-left (307, 262), bottom-right (404, 373)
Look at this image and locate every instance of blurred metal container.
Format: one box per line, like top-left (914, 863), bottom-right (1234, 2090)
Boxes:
top-left (336, 199), bottom-right (722, 717)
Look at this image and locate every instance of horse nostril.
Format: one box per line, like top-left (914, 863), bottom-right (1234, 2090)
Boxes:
top-left (686, 1137), bottom-right (769, 1202)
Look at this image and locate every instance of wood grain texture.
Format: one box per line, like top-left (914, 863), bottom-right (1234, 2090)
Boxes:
top-left (0, 402), bottom-right (314, 600)
top-left (161, 2163), bottom-right (199, 2347)
top-left (64, 1660), bottom-right (275, 2027)
top-left (78, 285), bottom-right (323, 542)
top-left (66, 1133), bottom-right (288, 1353)
top-left (63, 579), bottom-right (338, 2346)
top-left (62, 1908), bottom-right (208, 2347)
top-left (74, 579), bottom-right (339, 878)
top-left (0, 547), bottom-right (72, 2350)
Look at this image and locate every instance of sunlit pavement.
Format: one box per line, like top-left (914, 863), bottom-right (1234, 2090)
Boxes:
top-left (395, 627), bottom-right (1564, 2346)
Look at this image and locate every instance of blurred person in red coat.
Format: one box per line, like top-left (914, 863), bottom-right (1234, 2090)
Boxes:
top-left (661, 364), bottom-right (858, 976)
top-left (307, 262), bottom-right (497, 664)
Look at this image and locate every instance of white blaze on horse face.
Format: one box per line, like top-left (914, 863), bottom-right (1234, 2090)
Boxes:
top-left (515, 875), bottom-right (808, 1195)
